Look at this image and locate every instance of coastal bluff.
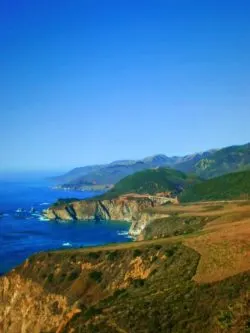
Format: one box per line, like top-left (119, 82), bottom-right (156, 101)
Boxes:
top-left (44, 195), bottom-right (177, 236)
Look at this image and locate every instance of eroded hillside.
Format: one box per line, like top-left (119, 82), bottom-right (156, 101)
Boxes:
top-left (1, 224), bottom-right (249, 332)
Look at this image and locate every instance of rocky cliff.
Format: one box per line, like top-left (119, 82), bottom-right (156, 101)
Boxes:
top-left (44, 195), bottom-right (176, 236)
top-left (0, 243), bottom-right (193, 333)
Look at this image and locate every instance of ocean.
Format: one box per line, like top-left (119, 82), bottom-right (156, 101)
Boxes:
top-left (0, 174), bottom-right (131, 274)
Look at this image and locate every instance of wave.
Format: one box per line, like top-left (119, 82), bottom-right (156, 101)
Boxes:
top-left (31, 213), bottom-right (41, 217)
top-left (126, 235), bottom-right (134, 239)
top-left (62, 242), bottom-right (72, 247)
top-left (39, 216), bottom-right (50, 221)
top-left (117, 231), bottom-right (129, 236)
top-left (40, 202), bottom-right (50, 206)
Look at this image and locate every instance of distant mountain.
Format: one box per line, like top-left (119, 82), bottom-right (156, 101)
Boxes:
top-left (50, 165), bottom-right (103, 184)
top-left (142, 154), bottom-right (176, 166)
top-left (98, 167), bottom-right (200, 200)
top-left (52, 143), bottom-right (250, 190)
top-left (51, 154), bottom-right (179, 188)
top-left (180, 170), bottom-right (250, 202)
top-left (193, 143), bottom-right (250, 179)
top-left (173, 150), bottom-right (218, 173)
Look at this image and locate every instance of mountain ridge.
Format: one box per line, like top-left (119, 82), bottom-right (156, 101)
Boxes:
top-left (51, 143), bottom-right (250, 191)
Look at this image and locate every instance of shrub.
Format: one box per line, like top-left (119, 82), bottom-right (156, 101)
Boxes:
top-left (165, 245), bottom-right (178, 257)
top-left (133, 278), bottom-right (145, 287)
top-left (84, 306), bottom-right (102, 320)
top-left (68, 270), bottom-right (79, 281)
top-left (113, 288), bottom-right (127, 298)
top-left (88, 251), bottom-right (101, 260)
top-left (47, 273), bottom-right (54, 282)
top-left (89, 271), bottom-right (103, 283)
top-left (107, 250), bottom-right (118, 261)
top-left (133, 249), bottom-right (142, 258)
top-left (218, 310), bottom-right (233, 329)
top-left (149, 268), bottom-right (158, 277)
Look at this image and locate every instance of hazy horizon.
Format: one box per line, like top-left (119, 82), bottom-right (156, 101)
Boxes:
top-left (1, 1), bottom-right (249, 170)
top-left (1, 140), bottom-right (249, 174)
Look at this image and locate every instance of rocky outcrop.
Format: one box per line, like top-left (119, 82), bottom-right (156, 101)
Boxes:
top-left (44, 195), bottom-right (176, 236)
top-left (0, 244), bottom-right (174, 333)
top-left (0, 272), bottom-right (72, 333)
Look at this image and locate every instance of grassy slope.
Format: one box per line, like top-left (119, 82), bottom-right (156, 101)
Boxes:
top-left (141, 215), bottom-right (214, 240)
top-left (180, 170), bottom-right (250, 202)
top-left (97, 167), bottom-right (199, 199)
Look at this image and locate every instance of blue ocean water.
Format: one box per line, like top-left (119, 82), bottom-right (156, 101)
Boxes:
top-left (0, 175), bottom-right (131, 274)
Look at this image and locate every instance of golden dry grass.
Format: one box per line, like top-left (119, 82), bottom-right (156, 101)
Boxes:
top-left (175, 202), bottom-right (250, 283)
top-left (147, 201), bottom-right (250, 283)
top-left (54, 200), bottom-right (250, 284)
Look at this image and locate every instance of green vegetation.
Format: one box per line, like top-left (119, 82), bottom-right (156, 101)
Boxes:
top-left (97, 167), bottom-right (199, 199)
top-left (83, 306), bottom-right (102, 321)
top-left (47, 273), bottom-right (54, 282)
top-left (52, 198), bottom-right (79, 207)
top-left (87, 251), bottom-right (101, 260)
top-left (133, 248), bottom-right (142, 258)
top-left (15, 240), bottom-right (250, 333)
top-left (89, 271), bottom-right (103, 283)
top-left (180, 170), bottom-right (250, 202)
top-left (51, 155), bottom-right (174, 188)
top-left (194, 143), bottom-right (250, 179)
top-left (52, 143), bottom-right (250, 191)
top-left (142, 215), bottom-right (213, 240)
top-left (68, 270), bottom-right (79, 281)
top-left (132, 278), bottom-right (145, 287)
top-left (165, 244), bottom-right (179, 257)
top-left (106, 250), bottom-right (119, 261)
top-left (175, 143), bottom-right (250, 178)
top-left (59, 244), bottom-right (249, 333)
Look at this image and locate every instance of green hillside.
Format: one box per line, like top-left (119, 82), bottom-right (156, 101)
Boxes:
top-left (194, 143), bottom-right (250, 178)
top-left (175, 143), bottom-right (250, 178)
top-left (98, 167), bottom-right (199, 199)
top-left (51, 143), bottom-right (250, 189)
top-left (180, 170), bottom-right (250, 202)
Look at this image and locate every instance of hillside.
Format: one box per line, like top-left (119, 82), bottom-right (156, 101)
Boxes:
top-left (1, 201), bottom-right (250, 333)
top-left (177, 143), bottom-right (250, 178)
top-left (180, 170), bottom-right (250, 202)
top-left (98, 167), bottom-right (199, 200)
top-left (49, 165), bottom-right (103, 184)
top-left (51, 143), bottom-right (250, 190)
top-left (173, 149), bottom-right (217, 173)
top-left (52, 151), bottom-right (213, 190)
top-left (50, 154), bottom-right (176, 187)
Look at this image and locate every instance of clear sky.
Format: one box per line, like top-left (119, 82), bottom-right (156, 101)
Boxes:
top-left (1, 0), bottom-right (250, 171)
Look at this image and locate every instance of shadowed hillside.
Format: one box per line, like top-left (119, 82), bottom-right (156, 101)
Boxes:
top-left (180, 170), bottom-right (250, 202)
top-left (50, 143), bottom-right (250, 190)
top-left (97, 168), bottom-right (200, 200)
top-left (176, 143), bottom-right (250, 178)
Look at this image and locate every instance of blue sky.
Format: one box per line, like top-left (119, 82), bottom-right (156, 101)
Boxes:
top-left (1, 0), bottom-right (250, 171)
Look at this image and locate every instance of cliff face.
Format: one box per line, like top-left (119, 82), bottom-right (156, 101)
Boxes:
top-left (44, 196), bottom-right (176, 235)
top-left (0, 243), bottom-right (186, 333)
top-left (0, 273), bottom-right (72, 333)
